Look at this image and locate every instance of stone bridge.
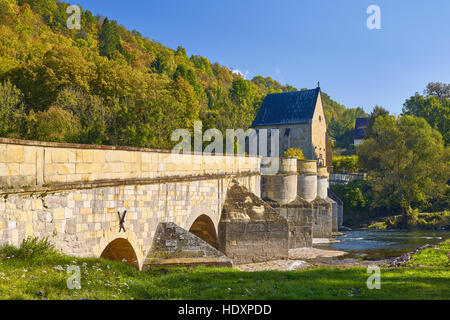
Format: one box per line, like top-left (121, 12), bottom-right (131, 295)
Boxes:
top-left (0, 138), bottom-right (342, 270)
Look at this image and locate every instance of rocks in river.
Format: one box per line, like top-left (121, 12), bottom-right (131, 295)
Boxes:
top-left (339, 226), bottom-right (352, 231)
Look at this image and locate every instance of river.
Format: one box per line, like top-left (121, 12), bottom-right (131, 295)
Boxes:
top-left (315, 230), bottom-right (450, 261)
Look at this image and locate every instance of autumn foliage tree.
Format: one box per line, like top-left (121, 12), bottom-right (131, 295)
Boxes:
top-left (357, 115), bottom-right (449, 226)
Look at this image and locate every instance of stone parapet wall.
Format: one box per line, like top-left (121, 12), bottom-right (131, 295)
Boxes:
top-left (0, 138), bottom-right (260, 189)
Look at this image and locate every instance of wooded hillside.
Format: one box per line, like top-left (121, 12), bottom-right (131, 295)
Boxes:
top-left (0, 0), bottom-right (365, 149)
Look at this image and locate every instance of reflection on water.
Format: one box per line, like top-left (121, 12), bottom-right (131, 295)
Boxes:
top-left (315, 230), bottom-right (450, 260)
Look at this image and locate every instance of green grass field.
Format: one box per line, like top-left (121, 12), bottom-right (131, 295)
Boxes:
top-left (0, 239), bottom-right (448, 300)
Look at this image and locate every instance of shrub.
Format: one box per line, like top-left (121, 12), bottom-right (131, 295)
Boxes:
top-left (332, 155), bottom-right (364, 172)
top-left (33, 106), bottom-right (81, 143)
top-left (284, 148), bottom-right (305, 160)
top-left (0, 237), bottom-right (54, 261)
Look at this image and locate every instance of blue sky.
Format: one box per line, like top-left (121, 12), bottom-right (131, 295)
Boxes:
top-left (74, 0), bottom-right (450, 114)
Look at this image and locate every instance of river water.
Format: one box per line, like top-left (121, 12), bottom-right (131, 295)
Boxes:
top-left (315, 230), bottom-right (450, 261)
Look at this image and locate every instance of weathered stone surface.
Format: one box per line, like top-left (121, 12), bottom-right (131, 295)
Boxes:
top-left (298, 174), bottom-right (317, 202)
top-left (262, 174), bottom-right (297, 205)
top-left (0, 172), bottom-right (259, 270)
top-left (311, 198), bottom-right (333, 239)
top-left (328, 189), bottom-right (344, 228)
top-left (0, 138), bottom-right (261, 190)
top-left (267, 196), bottom-right (313, 249)
top-left (143, 222), bottom-right (231, 269)
top-left (289, 247), bottom-right (346, 260)
top-left (218, 180), bottom-right (289, 264)
top-left (0, 138), bottom-right (345, 270)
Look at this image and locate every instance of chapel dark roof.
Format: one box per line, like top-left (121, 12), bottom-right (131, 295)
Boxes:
top-left (252, 87), bottom-right (321, 127)
top-left (354, 117), bottom-right (369, 140)
top-left (355, 117), bottom-right (369, 130)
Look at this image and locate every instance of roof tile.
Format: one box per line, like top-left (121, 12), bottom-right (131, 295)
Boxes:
top-left (252, 88), bottom-right (320, 127)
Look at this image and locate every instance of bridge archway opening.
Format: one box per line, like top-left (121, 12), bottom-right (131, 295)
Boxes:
top-left (100, 238), bottom-right (139, 268)
top-left (189, 215), bottom-right (218, 249)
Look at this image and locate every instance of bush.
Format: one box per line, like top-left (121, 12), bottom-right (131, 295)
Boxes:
top-left (32, 106), bottom-right (81, 143)
top-left (284, 148), bottom-right (305, 160)
top-left (0, 237), bottom-right (55, 261)
top-left (332, 155), bottom-right (364, 172)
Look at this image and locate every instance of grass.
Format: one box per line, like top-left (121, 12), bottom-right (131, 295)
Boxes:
top-left (0, 239), bottom-right (449, 300)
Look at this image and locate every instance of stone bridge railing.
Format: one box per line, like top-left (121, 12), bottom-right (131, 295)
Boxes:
top-left (0, 138), bottom-right (261, 193)
top-left (329, 172), bottom-right (368, 186)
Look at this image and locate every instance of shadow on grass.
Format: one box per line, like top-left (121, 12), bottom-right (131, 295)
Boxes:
top-left (129, 266), bottom-right (450, 300)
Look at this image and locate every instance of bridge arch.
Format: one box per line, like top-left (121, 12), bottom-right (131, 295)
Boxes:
top-left (100, 238), bottom-right (139, 268)
top-left (97, 231), bottom-right (144, 270)
top-left (189, 214), bottom-right (219, 249)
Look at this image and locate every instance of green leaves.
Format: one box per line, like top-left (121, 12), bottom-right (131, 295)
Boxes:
top-left (99, 18), bottom-right (123, 59)
top-left (332, 155), bottom-right (364, 172)
top-left (0, 79), bottom-right (26, 138)
top-left (357, 115), bottom-right (449, 214)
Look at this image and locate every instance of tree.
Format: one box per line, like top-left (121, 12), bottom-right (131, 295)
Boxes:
top-left (32, 106), bottom-right (81, 143)
top-left (99, 17), bottom-right (124, 59)
top-left (173, 64), bottom-right (203, 97)
top-left (55, 88), bottom-right (110, 145)
top-left (366, 106), bottom-right (390, 138)
top-left (8, 45), bottom-right (94, 111)
top-left (402, 86), bottom-right (450, 146)
top-left (425, 82), bottom-right (450, 101)
top-left (0, 80), bottom-right (26, 138)
top-left (150, 54), bottom-right (169, 74)
top-left (328, 107), bottom-right (368, 149)
top-left (190, 55), bottom-right (213, 75)
top-left (358, 115), bottom-right (449, 227)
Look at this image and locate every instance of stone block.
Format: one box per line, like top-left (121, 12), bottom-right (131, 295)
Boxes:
top-left (7, 163), bottom-right (19, 176)
top-left (24, 148), bottom-right (37, 163)
top-left (51, 149), bottom-right (68, 163)
top-left (6, 145), bottom-right (24, 163)
top-left (83, 150), bottom-right (93, 163)
top-left (19, 163), bottom-right (35, 176)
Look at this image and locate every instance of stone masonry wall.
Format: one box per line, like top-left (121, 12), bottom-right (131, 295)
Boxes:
top-left (0, 174), bottom-right (259, 269)
top-left (0, 138), bottom-right (260, 188)
top-left (144, 222), bottom-right (232, 269)
top-left (311, 92), bottom-right (327, 164)
top-left (311, 199), bottom-right (333, 239)
top-left (267, 197), bottom-right (313, 249)
top-left (218, 181), bottom-right (289, 264)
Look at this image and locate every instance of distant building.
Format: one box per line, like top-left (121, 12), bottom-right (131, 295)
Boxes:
top-left (252, 86), bottom-right (329, 166)
top-left (354, 117), bottom-right (369, 146)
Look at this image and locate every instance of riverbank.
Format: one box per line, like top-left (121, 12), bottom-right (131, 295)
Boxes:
top-left (367, 211), bottom-right (449, 230)
top-left (0, 239), bottom-right (448, 300)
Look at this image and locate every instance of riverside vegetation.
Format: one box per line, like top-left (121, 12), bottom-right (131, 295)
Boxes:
top-left (0, 238), bottom-right (448, 300)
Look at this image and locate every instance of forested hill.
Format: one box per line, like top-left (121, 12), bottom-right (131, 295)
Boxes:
top-left (0, 0), bottom-right (365, 149)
